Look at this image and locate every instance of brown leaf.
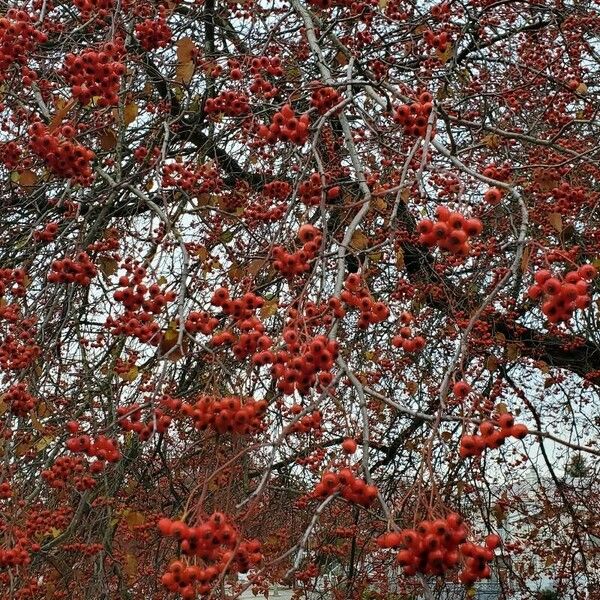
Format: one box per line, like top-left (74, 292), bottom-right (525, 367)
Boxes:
top-left (520, 244), bottom-right (532, 273)
top-left (260, 298), bottom-right (279, 319)
top-left (123, 103), bottom-right (138, 125)
top-left (176, 37), bottom-right (196, 62)
top-left (547, 212), bottom-right (563, 233)
top-left (18, 169), bottom-right (38, 187)
top-left (98, 257), bottom-right (118, 277)
top-left (176, 61), bottom-right (195, 85)
top-left (350, 230), bottom-right (369, 251)
top-left (99, 129), bottom-right (117, 150)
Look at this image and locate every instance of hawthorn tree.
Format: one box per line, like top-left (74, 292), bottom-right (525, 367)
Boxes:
top-left (0, 0), bottom-right (599, 598)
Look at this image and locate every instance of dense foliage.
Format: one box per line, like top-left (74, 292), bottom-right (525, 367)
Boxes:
top-left (0, 0), bottom-right (599, 598)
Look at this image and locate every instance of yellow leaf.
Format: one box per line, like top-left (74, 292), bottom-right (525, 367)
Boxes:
top-left (496, 402), bottom-right (508, 415)
top-left (396, 248), bottom-right (405, 269)
top-left (350, 230), bottom-right (369, 250)
top-left (547, 212), bottom-right (563, 233)
top-left (119, 366), bottom-right (139, 382)
top-left (176, 37), bottom-right (196, 62)
top-left (35, 435), bottom-right (55, 451)
top-left (123, 510), bottom-right (146, 527)
top-left (10, 171), bottom-right (20, 183)
top-left (50, 527), bottom-right (63, 538)
top-left (123, 103), bottom-right (138, 125)
top-left (176, 61), bottom-right (195, 85)
top-left (260, 298), bottom-right (278, 319)
top-left (124, 553), bottom-right (138, 578)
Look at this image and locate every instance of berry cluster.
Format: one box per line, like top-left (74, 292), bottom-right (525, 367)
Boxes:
top-left (273, 225), bottom-right (322, 277)
top-left (313, 469), bottom-right (378, 507)
top-left (272, 331), bottom-right (338, 395)
top-left (417, 206), bottom-right (482, 255)
top-left (287, 405), bottom-right (323, 436)
top-left (340, 274), bottom-right (390, 329)
top-left (117, 403), bottom-right (172, 440)
top-left (244, 182), bottom-right (290, 223)
top-left (210, 287), bottom-right (270, 361)
top-left (298, 172), bottom-right (340, 206)
top-left (178, 395), bottom-right (267, 435)
top-left (4, 382), bottom-right (36, 417)
top-left (48, 252), bottom-right (97, 285)
top-left (393, 92), bottom-right (435, 137)
top-left (0, 482), bottom-right (11, 499)
top-left (248, 55), bottom-right (283, 77)
top-left (162, 161), bottom-right (222, 194)
top-left (204, 90), bottom-right (249, 117)
top-left (158, 512), bottom-right (262, 598)
top-left (392, 327), bottom-right (426, 353)
top-left (72, 0), bottom-right (113, 17)
top-left (33, 222), bottom-right (59, 243)
top-left (0, 10), bottom-right (48, 83)
top-left (257, 104), bottom-right (310, 145)
top-left (378, 513), bottom-right (500, 583)
top-left (484, 187), bottom-right (503, 205)
top-left (135, 16), bottom-right (172, 51)
top-left (310, 85), bottom-right (342, 114)
top-left (185, 311), bottom-right (219, 335)
top-left (0, 141), bottom-right (21, 169)
top-left (28, 123), bottom-right (95, 185)
top-left (0, 315), bottom-right (40, 371)
top-left (41, 456), bottom-right (95, 491)
top-left (527, 265), bottom-right (596, 324)
top-left (0, 268), bottom-right (28, 299)
top-left (460, 413), bottom-right (528, 458)
top-left (66, 434), bottom-right (121, 465)
top-left (423, 29), bottom-right (450, 52)
top-left (63, 43), bottom-right (125, 106)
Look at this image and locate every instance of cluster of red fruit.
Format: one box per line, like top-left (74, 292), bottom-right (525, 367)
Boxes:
top-left (210, 287), bottom-right (271, 361)
top-left (244, 182), bottom-right (290, 223)
top-left (177, 395), bottom-right (267, 435)
top-left (113, 276), bottom-right (175, 314)
top-left (28, 122), bottom-right (95, 184)
top-left (527, 265), bottom-right (596, 324)
top-left (117, 404), bottom-right (172, 440)
top-left (273, 224), bottom-right (322, 277)
top-left (0, 10), bottom-right (48, 83)
top-left (135, 15), bottom-right (172, 50)
top-left (66, 433), bottom-right (121, 465)
top-left (33, 222), bottom-right (59, 243)
top-left (158, 512), bottom-right (262, 599)
top-left (0, 268), bottom-right (27, 298)
top-left (423, 29), bottom-right (450, 52)
top-left (298, 172), bottom-right (340, 206)
top-left (0, 315), bottom-right (40, 371)
top-left (393, 92), bottom-right (435, 137)
top-left (550, 182), bottom-right (587, 212)
top-left (63, 43), bottom-right (125, 106)
top-left (392, 328), bottom-right (426, 353)
top-left (248, 55), bottom-right (283, 77)
top-left (4, 383), bottom-right (36, 417)
top-left (0, 482), bottom-right (11, 499)
top-left (460, 413), bottom-right (528, 458)
top-left (257, 104), bottom-right (310, 145)
top-left (72, 0), bottom-right (113, 17)
top-left (0, 141), bottom-right (21, 169)
top-left (484, 187), bottom-right (503, 205)
top-left (287, 405), bottom-right (323, 436)
top-left (204, 90), bottom-right (249, 116)
top-left (185, 310), bottom-right (219, 335)
top-left (41, 456), bottom-right (96, 491)
top-left (314, 469), bottom-right (378, 507)
top-left (417, 206), bottom-right (483, 255)
top-left (341, 274), bottom-right (390, 329)
top-left (377, 513), bottom-right (500, 583)
top-left (48, 252), bottom-right (97, 285)
top-left (273, 331), bottom-right (338, 395)
top-left (310, 85), bottom-right (342, 114)
top-left (162, 161), bottom-right (222, 194)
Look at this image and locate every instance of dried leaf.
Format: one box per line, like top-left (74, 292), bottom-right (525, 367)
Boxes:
top-left (520, 244), bottom-right (532, 273)
top-left (496, 402), bottom-right (508, 415)
top-left (119, 366), bottom-right (139, 382)
top-left (176, 37), bottom-right (196, 62)
top-left (350, 230), bottom-right (369, 251)
top-left (124, 553), bottom-right (138, 578)
top-left (436, 44), bottom-right (453, 64)
top-left (123, 103), bottom-right (138, 125)
top-left (396, 248), bottom-right (405, 269)
top-left (98, 257), bottom-right (118, 277)
top-left (547, 212), bottom-right (563, 233)
top-left (123, 510), bottom-right (146, 527)
top-left (99, 129), bottom-right (117, 151)
top-left (176, 61), bottom-right (195, 85)
top-left (260, 298), bottom-right (279, 319)
top-left (506, 344), bottom-right (519, 361)
top-left (49, 98), bottom-right (77, 131)
top-left (18, 169), bottom-right (38, 187)
top-left (486, 355), bottom-right (498, 372)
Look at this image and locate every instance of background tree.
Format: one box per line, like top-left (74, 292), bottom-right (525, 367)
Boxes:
top-left (0, 0), bottom-right (599, 598)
